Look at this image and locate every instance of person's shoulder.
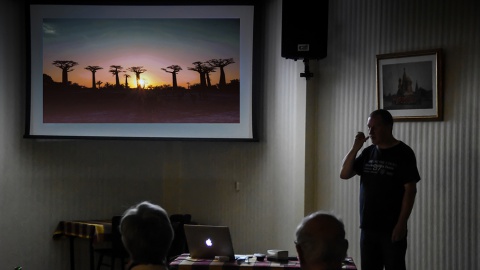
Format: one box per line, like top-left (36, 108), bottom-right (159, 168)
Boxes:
top-left (397, 141), bottom-right (414, 149)
top-left (395, 141), bottom-right (417, 155)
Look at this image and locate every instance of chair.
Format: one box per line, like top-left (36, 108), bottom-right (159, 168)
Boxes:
top-left (95, 215), bottom-right (130, 270)
top-left (167, 214), bottom-right (193, 262)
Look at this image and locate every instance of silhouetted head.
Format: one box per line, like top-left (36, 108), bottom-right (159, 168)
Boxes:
top-left (120, 201), bottom-right (173, 265)
top-left (295, 211), bottom-right (348, 270)
top-left (368, 109), bottom-right (395, 147)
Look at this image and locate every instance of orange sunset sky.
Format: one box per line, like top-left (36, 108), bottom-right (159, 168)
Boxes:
top-left (42, 18), bottom-right (241, 88)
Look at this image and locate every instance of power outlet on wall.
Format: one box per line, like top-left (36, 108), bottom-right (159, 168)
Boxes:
top-left (235, 181), bottom-right (240, 192)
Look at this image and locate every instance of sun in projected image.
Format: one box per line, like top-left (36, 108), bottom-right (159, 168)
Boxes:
top-left (139, 79), bottom-right (148, 89)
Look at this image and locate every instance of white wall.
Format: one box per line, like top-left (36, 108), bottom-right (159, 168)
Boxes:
top-left (311, 0), bottom-right (480, 269)
top-left (0, 1), bottom-right (307, 269)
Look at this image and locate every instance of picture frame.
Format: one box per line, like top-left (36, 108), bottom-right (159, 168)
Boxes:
top-left (25, 1), bottom-right (259, 141)
top-left (376, 48), bottom-right (443, 121)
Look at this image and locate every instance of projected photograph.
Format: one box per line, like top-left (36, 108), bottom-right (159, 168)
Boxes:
top-left (27, 3), bottom-right (256, 140)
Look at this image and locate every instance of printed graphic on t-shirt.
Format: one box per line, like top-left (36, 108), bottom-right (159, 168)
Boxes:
top-left (364, 160), bottom-right (397, 176)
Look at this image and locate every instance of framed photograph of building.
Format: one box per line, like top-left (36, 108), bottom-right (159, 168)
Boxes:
top-left (26, 1), bottom-right (259, 140)
top-left (376, 49), bottom-right (443, 121)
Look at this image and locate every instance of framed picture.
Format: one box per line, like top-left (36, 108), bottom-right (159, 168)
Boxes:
top-left (376, 48), bottom-right (443, 121)
top-left (26, 1), bottom-right (259, 141)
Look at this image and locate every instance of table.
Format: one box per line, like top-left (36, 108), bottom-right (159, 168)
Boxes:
top-left (53, 220), bottom-right (112, 270)
top-left (169, 253), bottom-right (357, 270)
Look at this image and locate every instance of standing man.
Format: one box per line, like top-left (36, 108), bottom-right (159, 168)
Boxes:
top-left (340, 109), bottom-right (420, 270)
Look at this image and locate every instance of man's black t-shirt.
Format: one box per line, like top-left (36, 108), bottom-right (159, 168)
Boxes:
top-left (353, 141), bottom-right (421, 232)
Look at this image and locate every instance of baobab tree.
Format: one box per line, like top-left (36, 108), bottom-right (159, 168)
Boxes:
top-left (203, 65), bottom-right (216, 88)
top-left (85, 65), bottom-right (103, 89)
top-left (52, 60), bottom-right (78, 85)
top-left (123, 73), bottom-right (131, 88)
top-left (161, 65), bottom-right (182, 89)
top-left (188, 62), bottom-right (208, 88)
top-left (96, 81), bottom-right (103, 89)
top-left (206, 58), bottom-right (235, 89)
top-left (127, 66), bottom-right (147, 89)
top-left (109, 65), bottom-right (123, 88)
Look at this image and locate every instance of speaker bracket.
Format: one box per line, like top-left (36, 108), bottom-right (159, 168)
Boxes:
top-left (300, 59), bottom-right (314, 80)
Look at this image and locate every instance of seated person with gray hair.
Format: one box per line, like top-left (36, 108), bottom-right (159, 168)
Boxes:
top-left (295, 211), bottom-right (349, 270)
top-left (120, 201), bottom-right (174, 270)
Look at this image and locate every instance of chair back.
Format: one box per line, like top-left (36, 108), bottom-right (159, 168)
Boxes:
top-left (168, 214), bottom-right (192, 261)
top-left (111, 215), bottom-right (129, 258)
top-left (95, 215), bottom-right (130, 270)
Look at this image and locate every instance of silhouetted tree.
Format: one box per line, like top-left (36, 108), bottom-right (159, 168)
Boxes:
top-left (188, 62), bottom-right (208, 88)
top-left (96, 81), bottom-right (103, 88)
top-left (85, 65), bottom-right (103, 89)
top-left (52, 60), bottom-right (78, 85)
top-left (43, 73), bottom-right (54, 84)
top-left (161, 65), bottom-right (182, 89)
top-left (109, 65), bottom-right (123, 88)
top-left (202, 65), bottom-right (216, 88)
top-left (127, 66), bottom-right (147, 89)
top-left (123, 73), bottom-right (131, 88)
top-left (206, 58), bottom-right (235, 89)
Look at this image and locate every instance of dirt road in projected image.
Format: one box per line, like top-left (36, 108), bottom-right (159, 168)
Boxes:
top-left (43, 87), bottom-right (240, 123)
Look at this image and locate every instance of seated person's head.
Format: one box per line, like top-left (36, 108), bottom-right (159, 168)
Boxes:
top-left (120, 201), bottom-right (174, 266)
top-left (295, 211), bottom-right (348, 270)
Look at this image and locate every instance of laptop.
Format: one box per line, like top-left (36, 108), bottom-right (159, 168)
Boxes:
top-left (184, 224), bottom-right (235, 260)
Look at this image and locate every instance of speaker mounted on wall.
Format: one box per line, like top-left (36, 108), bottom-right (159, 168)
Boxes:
top-left (281, 0), bottom-right (329, 79)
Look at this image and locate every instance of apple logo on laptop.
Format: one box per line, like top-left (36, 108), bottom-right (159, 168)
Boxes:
top-left (205, 238), bottom-right (213, 247)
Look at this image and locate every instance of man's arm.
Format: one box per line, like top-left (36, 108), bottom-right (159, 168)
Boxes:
top-left (340, 132), bottom-right (368, 179)
top-left (391, 181), bottom-right (417, 242)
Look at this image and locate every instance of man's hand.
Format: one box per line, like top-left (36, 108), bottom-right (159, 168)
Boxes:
top-left (340, 132), bottom-right (369, 179)
top-left (352, 132), bottom-right (369, 152)
top-left (392, 182), bottom-right (417, 242)
top-left (392, 222), bottom-right (407, 242)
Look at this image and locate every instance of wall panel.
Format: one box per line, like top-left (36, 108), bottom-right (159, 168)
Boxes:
top-left (313, 0), bottom-right (480, 268)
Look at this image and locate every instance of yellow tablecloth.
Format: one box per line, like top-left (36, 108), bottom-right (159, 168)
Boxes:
top-left (53, 220), bottom-right (112, 243)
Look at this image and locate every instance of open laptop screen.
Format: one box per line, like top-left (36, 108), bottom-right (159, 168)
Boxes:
top-left (184, 224), bottom-right (235, 260)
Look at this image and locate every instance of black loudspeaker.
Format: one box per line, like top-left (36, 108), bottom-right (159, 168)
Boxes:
top-left (281, 0), bottom-right (329, 60)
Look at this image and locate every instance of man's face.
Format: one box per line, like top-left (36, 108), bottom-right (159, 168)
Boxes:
top-left (367, 115), bottom-right (390, 145)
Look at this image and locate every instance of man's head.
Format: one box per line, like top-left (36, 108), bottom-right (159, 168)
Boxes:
top-left (295, 211), bottom-right (348, 270)
top-left (120, 201), bottom-right (174, 265)
top-left (367, 109), bottom-right (394, 146)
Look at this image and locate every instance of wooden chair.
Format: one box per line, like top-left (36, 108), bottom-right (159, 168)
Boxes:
top-left (168, 214), bottom-right (192, 262)
top-left (95, 215), bottom-right (129, 270)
